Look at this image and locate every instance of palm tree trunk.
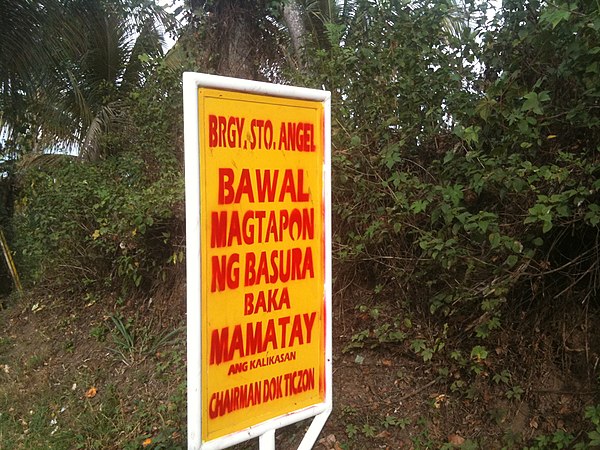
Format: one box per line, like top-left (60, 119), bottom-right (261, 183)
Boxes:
top-left (218, 9), bottom-right (255, 79)
top-left (282, 0), bottom-right (306, 68)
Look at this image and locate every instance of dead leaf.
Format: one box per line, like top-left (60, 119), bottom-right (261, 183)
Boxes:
top-left (317, 434), bottom-right (339, 449)
top-left (376, 430), bottom-right (391, 439)
top-left (529, 416), bottom-right (539, 429)
top-left (381, 359), bottom-right (393, 366)
top-left (434, 394), bottom-right (448, 408)
top-left (448, 434), bottom-right (465, 445)
top-left (324, 434), bottom-right (337, 444)
top-left (84, 387), bottom-right (97, 398)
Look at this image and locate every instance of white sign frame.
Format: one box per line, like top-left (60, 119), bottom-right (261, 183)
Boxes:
top-left (183, 72), bottom-right (332, 450)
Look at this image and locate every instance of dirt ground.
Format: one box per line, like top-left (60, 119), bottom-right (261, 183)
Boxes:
top-left (1, 280), bottom-right (599, 449)
top-left (281, 284), bottom-right (600, 449)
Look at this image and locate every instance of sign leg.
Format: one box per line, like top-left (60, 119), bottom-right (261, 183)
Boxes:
top-left (297, 409), bottom-right (332, 450)
top-left (259, 429), bottom-right (276, 450)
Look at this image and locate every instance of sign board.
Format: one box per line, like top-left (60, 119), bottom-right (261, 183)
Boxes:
top-left (183, 73), bottom-right (331, 450)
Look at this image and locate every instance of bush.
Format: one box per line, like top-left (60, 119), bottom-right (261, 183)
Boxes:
top-left (303, 0), bottom-right (600, 337)
top-left (13, 154), bottom-right (182, 292)
top-left (12, 62), bottom-right (185, 294)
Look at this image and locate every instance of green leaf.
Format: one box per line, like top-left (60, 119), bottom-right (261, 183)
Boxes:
top-left (542, 220), bottom-right (553, 233)
top-left (471, 345), bottom-right (488, 361)
top-left (411, 200), bottom-right (429, 214)
top-left (411, 339), bottom-right (426, 353)
top-left (532, 237), bottom-right (544, 246)
top-left (588, 429), bottom-right (600, 445)
top-left (505, 255), bottom-right (519, 267)
top-left (540, 6), bottom-right (572, 29)
top-left (585, 204), bottom-right (600, 226)
top-left (463, 125), bottom-right (481, 145)
top-left (522, 92), bottom-right (546, 115)
top-left (421, 348), bottom-right (434, 362)
top-left (489, 233), bottom-right (501, 248)
top-left (555, 204), bottom-right (570, 217)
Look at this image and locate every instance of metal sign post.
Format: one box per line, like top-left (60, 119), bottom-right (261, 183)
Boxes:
top-left (183, 73), bottom-right (332, 450)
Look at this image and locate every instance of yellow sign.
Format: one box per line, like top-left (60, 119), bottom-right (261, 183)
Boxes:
top-left (198, 88), bottom-right (326, 441)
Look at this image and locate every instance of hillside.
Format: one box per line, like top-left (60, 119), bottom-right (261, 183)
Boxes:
top-left (3, 1), bottom-right (600, 448)
top-left (2, 279), bottom-right (600, 449)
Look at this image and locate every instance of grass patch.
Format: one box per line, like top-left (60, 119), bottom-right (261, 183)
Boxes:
top-left (0, 299), bottom-right (186, 450)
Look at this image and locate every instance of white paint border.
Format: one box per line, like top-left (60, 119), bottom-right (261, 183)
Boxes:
top-left (183, 73), bottom-right (332, 450)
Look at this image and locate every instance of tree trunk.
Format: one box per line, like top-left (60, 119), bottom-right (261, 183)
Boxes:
top-left (282, 0), bottom-right (306, 69)
top-left (218, 8), bottom-right (255, 79)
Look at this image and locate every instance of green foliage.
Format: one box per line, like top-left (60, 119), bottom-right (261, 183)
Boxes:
top-left (498, 403), bottom-right (600, 448)
top-left (13, 154), bottom-right (182, 291)
top-left (505, 385), bottom-right (524, 401)
top-left (411, 337), bottom-right (445, 362)
top-left (524, 430), bottom-right (576, 449)
top-left (11, 63), bottom-right (183, 293)
top-left (361, 423), bottom-right (376, 438)
top-left (343, 303), bottom-right (408, 352)
top-left (345, 423), bottom-right (358, 439)
top-left (0, 372), bottom-right (186, 450)
top-left (1, 0), bottom-right (176, 159)
top-left (382, 415), bottom-right (410, 429)
top-left (297, 6), bottom-right (600, 445)
top-left (585, 405), bottom-right (600, 446)
top-left (3, 0), bottom-right (600, 445)
top-left (108, 314), bottom-right (182, 366)
top-left (492, 369), bottom-right (511, 385)
top-left (302, 0), bottom-right (600, 364)
top-left (89, 324), bottom-right (108, 342)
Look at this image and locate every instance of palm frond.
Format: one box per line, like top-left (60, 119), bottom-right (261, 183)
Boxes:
top-left (17, 153), bottom-right (77, 171)
top-left (80, 102), bottom-right (128, 161)
top-left (121, 19), bottom-right (165, 91)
